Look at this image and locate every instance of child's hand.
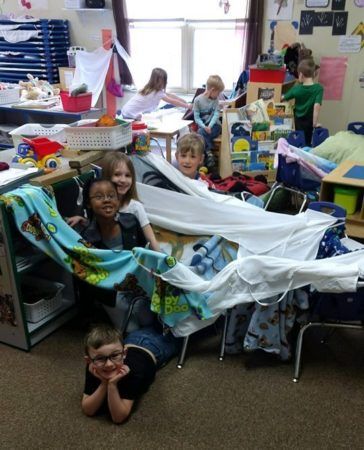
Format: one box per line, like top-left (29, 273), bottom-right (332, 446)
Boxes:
top-left (67, 215), bottom-right (87, 228)
top-left (186, 103), bottom-right (193, 110)
top-left (89, 364), bottom-right (107, 383)
top-left (108, 365), bottom-right (130, 385)
top-left (205, 126), bottom-right (211, 134)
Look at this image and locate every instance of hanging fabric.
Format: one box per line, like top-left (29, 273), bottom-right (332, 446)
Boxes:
top-left (72, 47), bottom-right (113, 107)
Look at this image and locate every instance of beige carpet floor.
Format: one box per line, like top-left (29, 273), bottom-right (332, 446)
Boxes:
top-left (0, 319), bottom-right (363, 450)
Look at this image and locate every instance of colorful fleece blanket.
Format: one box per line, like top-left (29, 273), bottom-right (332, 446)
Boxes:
top-left (1, 185), bottom-right (213, 327)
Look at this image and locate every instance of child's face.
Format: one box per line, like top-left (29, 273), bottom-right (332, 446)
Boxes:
top-left (86, 342), bottom-right (126, 380)
top-left (111, 161), bottom-right (133, 197)
top-left (88, 181), bottom-right (119, 220)
top-left (207, 87), bottom-right (220, 100)
top-left (176, 150), bottom-right (204, 179)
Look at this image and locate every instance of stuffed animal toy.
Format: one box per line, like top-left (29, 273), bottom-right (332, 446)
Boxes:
top-left (19, 74), bottom-right (60, 101)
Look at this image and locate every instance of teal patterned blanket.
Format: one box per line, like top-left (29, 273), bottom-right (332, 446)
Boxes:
top-left (2, 185), bottom-right (212, 327)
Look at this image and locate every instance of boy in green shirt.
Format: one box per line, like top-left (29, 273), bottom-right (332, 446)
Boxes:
top-left (282, 59), bottom-right (324, 147)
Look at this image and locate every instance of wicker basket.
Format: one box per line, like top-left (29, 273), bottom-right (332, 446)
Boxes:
top-left (10, 123), bottom-right (69, 149)
top-left (22, 277), bottom-right (65, 323)
top-left (0, 88), bottom-right (20, 105)
top-left (65, 120), bottom-right (132, 150)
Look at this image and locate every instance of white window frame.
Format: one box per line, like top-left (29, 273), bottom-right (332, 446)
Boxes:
top-left (128, 18), bottom-right (248, 94)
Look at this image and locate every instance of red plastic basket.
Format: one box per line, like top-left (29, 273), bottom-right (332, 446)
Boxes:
top-left (249, 66), bottom-right (286, 84)
top-left (60, 91), bottom-right (92, 112)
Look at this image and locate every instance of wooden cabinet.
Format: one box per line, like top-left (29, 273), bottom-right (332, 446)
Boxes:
top-left (320, 160), bottom-right (364, 239)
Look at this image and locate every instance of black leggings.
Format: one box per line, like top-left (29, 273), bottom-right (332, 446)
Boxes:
top-left (295, 112), bottom-right (313, 146)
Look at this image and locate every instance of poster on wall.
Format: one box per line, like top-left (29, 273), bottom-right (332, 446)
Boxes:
top-left (267, 0), bottom-right (294, 21)
top-left (332, 11), bottom-right (348, 35)
top-left (351, 22), bottom-right (364, 49)
top-left (273, 21), bottom-right (299, 50)
top-left (305, 0), bottom-right (329, 6)
top-left (299, 10), bottom-right (315, 34)
top-left (338, 35), bottom-right (361, 53)
top-left (318, 56), bottom-right (348, 100)
top-left (332, 0), bottom-right (346, 10)
top-left (314, 12), bottom-right (334, 26)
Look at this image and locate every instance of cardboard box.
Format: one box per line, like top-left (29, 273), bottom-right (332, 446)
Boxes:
top-left (247, 82), bottom-right (282, 105)
top-left (58, 67), bottom-right (75, 91)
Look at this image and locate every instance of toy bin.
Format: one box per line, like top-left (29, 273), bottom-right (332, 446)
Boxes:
top-left (60, 91), bottom-right (92, 112)
top-left (333, 186), bottom-right (360, 215)
top-left (21, 277), bottom-right (65, 323)
top-left (249, 65), bottom-right (286, 84)
top-left (9, 123), bottom-right (69, 148)
top-left (65, 119), bottom-right (132, 150)
top-left (0, 87), bottom-right (20, 105)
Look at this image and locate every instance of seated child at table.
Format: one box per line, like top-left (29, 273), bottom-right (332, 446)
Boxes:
top-left (82, 323), bottom-right (180, 424)
top-left (193, 74), bottom-right (225, 170)
top-left (121, 67), bottom-right (192, 120)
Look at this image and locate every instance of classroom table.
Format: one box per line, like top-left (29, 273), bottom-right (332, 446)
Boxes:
top-left (149, 118), bottom-right (193, 162)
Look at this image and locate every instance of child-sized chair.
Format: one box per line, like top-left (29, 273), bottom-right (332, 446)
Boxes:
top-left (347, 122), bottom-right (364, 135)
top-left (312, 127), bottom-right (329, 147)
top-left (264, 154), bottom-right (320, 214)
top-left (292, 201), bottom-right (364, 382)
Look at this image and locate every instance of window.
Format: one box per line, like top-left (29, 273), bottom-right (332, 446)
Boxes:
top-left (125, 0), bottom-right (249, 93)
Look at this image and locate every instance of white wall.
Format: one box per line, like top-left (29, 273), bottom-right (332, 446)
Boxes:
top-left (263, 0), bottom-right (364, 134)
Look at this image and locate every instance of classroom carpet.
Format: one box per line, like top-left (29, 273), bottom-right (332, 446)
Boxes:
top-left (1, 318), bottom-right (363, 450)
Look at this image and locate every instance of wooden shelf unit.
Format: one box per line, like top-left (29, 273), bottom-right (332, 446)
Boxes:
top-left (320, 160), bottom-right (364, 239)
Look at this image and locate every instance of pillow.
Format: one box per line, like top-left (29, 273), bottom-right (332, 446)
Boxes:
top-left (312, 131), bottom-right (364, 164)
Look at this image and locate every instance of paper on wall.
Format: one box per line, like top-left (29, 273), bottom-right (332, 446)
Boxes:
top-left (338, 35), bottom-right (361, 53)
top-left (318, 56), bottom-right (348, 100)
top-left (274, 21), bottom-right (298, 50)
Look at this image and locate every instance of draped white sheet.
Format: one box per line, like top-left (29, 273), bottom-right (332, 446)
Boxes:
top-left (136, 154), bottom-right (338, 260)
top-left (154, 250), bottom-right (364, 336)
top-left (73, 47), bottom-right (112, 107)
top-left (132, 153), bottom-right (364, 336)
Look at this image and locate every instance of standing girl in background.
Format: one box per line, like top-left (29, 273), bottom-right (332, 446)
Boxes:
top-left (67, 152), bottom-right (160, 252)
top-left (121, 67), bottom-right (192, 120)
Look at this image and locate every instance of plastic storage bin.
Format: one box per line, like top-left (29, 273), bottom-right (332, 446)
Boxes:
top-left (0, 87), bottom-right (20, 105)
top-left (132, 122), bottom-right (150, 152)
top-left (65, 119), bottom-right (132, 150)
top-left (333, 186), bottom-right (360, 215)
top-left (22, 277), bottom-right (65, 323)
top-left (9, 124), bottom-right (69, 149)
top-left (60, 91), bottom-right (92, 112)
top-left (249, 65), bottom-right (286, 83)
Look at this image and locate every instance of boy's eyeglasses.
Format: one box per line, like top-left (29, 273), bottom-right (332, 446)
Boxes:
top-left (89, 193), bottom-right (118, 201)
top-left (90, 351), bottom-right (125, 367)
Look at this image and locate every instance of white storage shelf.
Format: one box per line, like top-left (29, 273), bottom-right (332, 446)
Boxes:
top-left (0, 202), bottom-right (77, 351)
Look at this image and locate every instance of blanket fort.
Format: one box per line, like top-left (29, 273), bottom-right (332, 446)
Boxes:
top-left (3, 184), bottom-right (364, 336)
